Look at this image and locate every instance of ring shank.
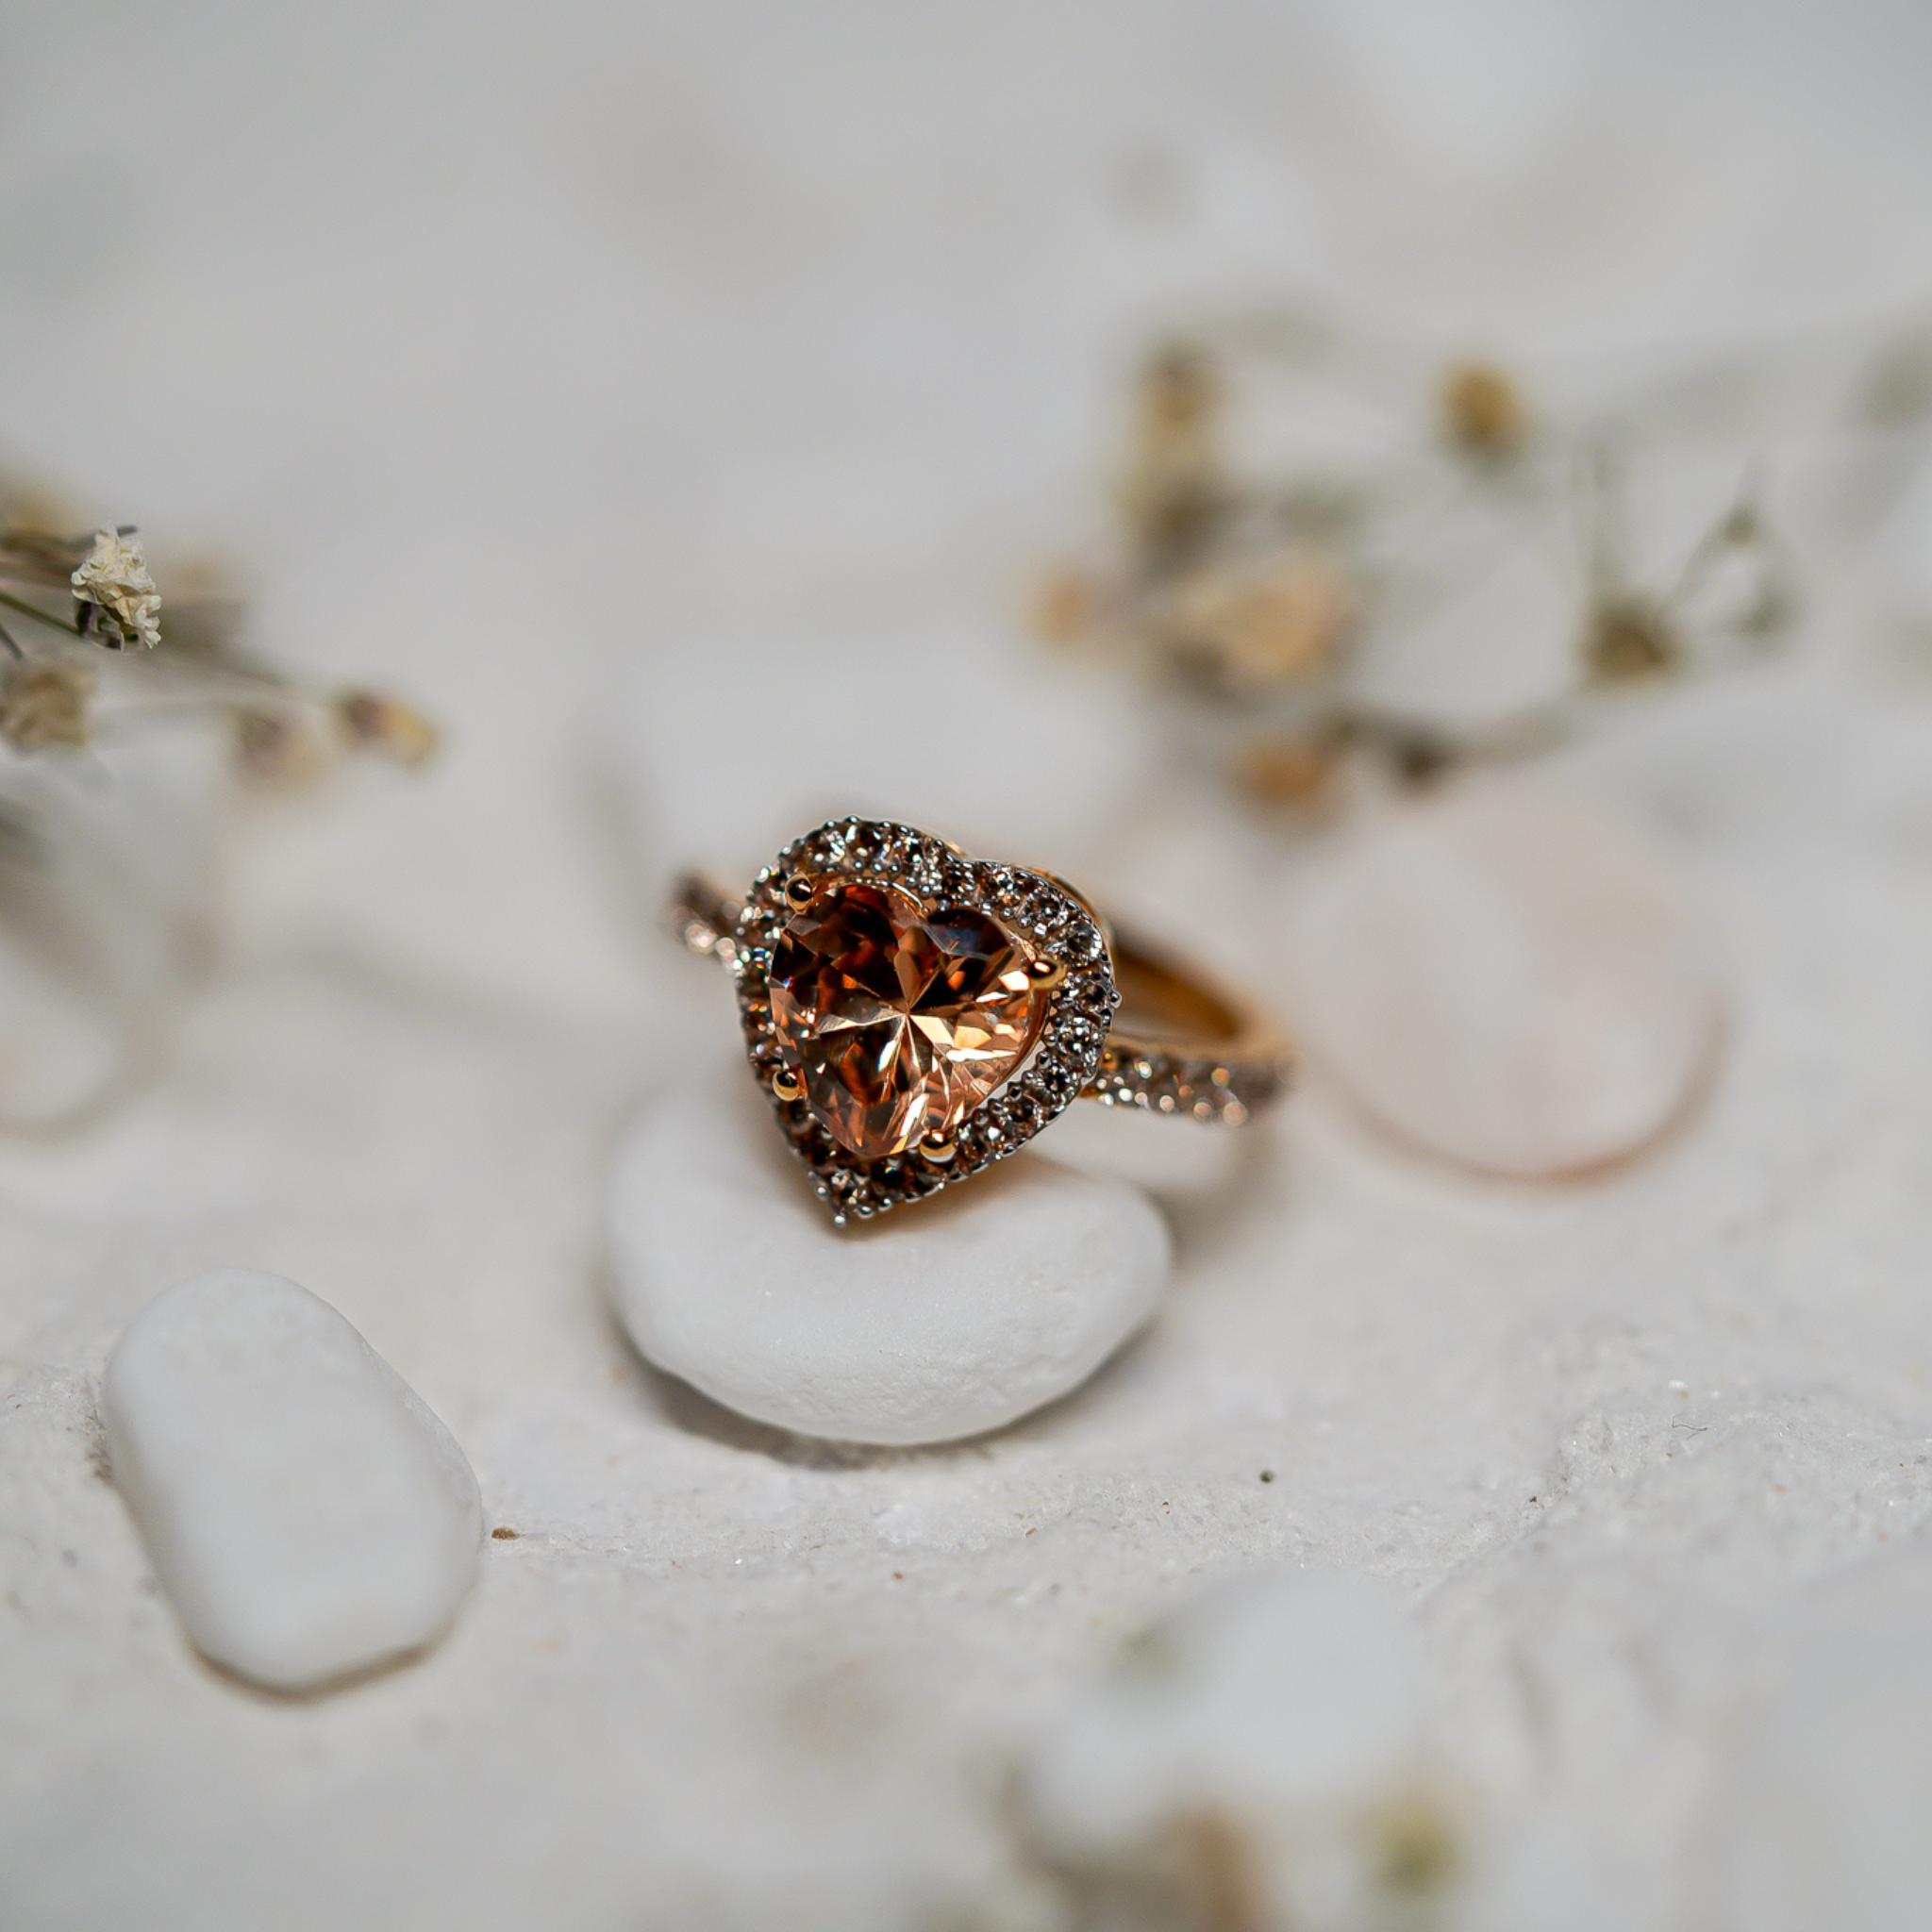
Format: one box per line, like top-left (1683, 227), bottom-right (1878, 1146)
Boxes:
top-left (1090, 927), bottom-right (1291, 1124)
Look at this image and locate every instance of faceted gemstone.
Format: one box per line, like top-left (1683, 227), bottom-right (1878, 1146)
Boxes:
top-left (769, 880), bottom-right (1047, 1159)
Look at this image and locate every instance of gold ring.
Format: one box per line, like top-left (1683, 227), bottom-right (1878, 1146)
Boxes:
top-left (674, 816), bottom-right (1291, 1224)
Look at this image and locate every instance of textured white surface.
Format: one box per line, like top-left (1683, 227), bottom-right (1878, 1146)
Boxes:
top-left (607, 1080), bottom-right (1170, 1444)
top-left (1283, 777), bottom-right (1721, 1176)
top-left (103, 1269), bottom-right (483, 1691)
top-left (1023, 1571), bottom-right (1447, 1928)
top-left (1709, 1552), bottom-right (1932, 1932)
top-left (0, 731), bottom-right (221, 1125)
top-left (2, 5), bottom-right (1932, 1929)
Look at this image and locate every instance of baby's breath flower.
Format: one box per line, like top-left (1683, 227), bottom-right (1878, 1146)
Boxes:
top-left (1441, 361), bottom-right (1528, 457)
top-left (1230, 732), bottom-right (1342, 810)
top-left (334, 690), bottom-right (438, 767)
top-left (0, 658), bottom-right (93, 752)
top-left (1162, 548), bottom-right (1354, 692)
top-left (1584, 596), bottom-right (1677, 683)
top-left (71, 527), bottom-right (161, 652)
top-left (233, 706), bottom-right (326, 787)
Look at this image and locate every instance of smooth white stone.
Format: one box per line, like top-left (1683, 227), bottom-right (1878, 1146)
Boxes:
top-left (1022, 1571), bottom-right (1460, 1927)
top-left (1283, 777), bottom-right (1721, 1176)
top-left (605, 1078), bottom-right (1171, 1445)
top-left (103, 1269), bottom-right (482, 1693)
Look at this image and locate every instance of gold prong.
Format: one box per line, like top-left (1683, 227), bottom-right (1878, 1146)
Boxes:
top-left (1026, 957), bottom-right (1069, 991)
top-left (916, 1132), bottom-right (957, 1166)
top-left (772, 1066), bottom-right (806, 1103)
top-left (783, 873), bottom-right (819, 910)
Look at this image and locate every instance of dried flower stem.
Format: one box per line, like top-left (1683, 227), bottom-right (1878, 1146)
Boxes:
top-left (0, 488), bottom-right (438, 777)
top-left (0, 586), bottom-right (82, 641)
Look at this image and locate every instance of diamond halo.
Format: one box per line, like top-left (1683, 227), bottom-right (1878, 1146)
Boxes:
top-left (726, 817), bottom-right (1119, 1224)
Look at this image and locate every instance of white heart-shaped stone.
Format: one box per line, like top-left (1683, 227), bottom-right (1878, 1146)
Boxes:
top-left (103, 1270), bottom-right (482, 1694)
top-left (606, 1078), bottom-right (1171, 1445)
top-left (1284, 777), bottom-right (1721, 1176)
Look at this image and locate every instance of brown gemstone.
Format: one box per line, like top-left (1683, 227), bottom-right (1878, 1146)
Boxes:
top-left (768, 880), bottom-right (1048, 1159)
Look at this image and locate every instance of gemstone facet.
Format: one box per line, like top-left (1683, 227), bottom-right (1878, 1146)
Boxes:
top-left (769, 880), bottom-right (1047, 1159)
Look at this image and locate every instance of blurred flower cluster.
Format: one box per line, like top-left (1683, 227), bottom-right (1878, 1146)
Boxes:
top-left (0, 481), bottom-right (436, 779)
top-left (1041, 305), bottom-right (1932, 813)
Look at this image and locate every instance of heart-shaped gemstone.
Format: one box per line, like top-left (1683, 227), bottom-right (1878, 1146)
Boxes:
top-left (731, 819), bottom-right (1121, 1223)
top-left (769, 880), bottom-right (1048, 1158)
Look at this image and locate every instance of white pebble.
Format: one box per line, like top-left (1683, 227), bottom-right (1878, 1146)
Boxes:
top-left (1022, 1571), bottom-right (1462, 1929)
top-left (1284, 777), bottom-right (1720, 1176)
top-left (605, 1079), bottom-right (1170, 1445)
top-left (103, 1269), bottom-right (482, 1693)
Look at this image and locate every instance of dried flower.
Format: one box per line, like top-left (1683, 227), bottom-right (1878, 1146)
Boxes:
top-left (0, 484), bottom-right (441, 819)
top-left (1230, 733), bottom-right (1341, 810)
top-left (1041, 302), bottom-right (1862, 817)
top-left (234, 706), bottom-right (326, 787)
top-left (1120, 340), bottom-right (1225, 571)
top-left (1441, 361), bottom-right (1528, 457)
top-left (1373, 1791), bottom-right (1461, 1897)
top-left (1584, 597), bottom-right (1677, 683)
top-left (70, 528), bottom-right (160, 652)
top-left (1163, 548), bottom-right (1353, 692)
top-left (0, 658), bottom-right (92, 752)
top-left (334, 690), bottom-right (438, 767)
top-left (1033, 563), bottom-right (1104, 645)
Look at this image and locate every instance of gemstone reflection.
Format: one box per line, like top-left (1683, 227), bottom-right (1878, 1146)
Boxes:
top-left (768, 880), bottom-right (1047, 1159)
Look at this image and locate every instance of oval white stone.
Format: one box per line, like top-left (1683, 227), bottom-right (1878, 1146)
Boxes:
top-left (606, 1080), bottom-right (1171, 1445)
top-left (103, 1269), bottom-right (482, 1694)
top-left (1283, 777), bottom-right (1721, 1177)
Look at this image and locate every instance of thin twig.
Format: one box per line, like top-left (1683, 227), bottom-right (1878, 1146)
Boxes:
top-left (0, 586), bottom-right (81, 639)
top-left (1658, 462), bottom-right (1766, 618)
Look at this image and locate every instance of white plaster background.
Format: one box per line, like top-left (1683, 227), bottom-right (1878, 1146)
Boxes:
top-left (5, 3), bottom-right (1932, 1925)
